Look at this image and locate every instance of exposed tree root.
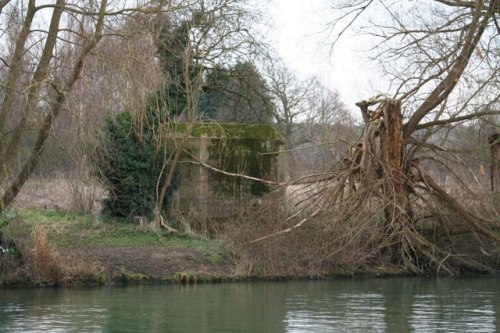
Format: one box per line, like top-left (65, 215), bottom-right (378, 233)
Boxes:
top-left (246, 97), bottom-right (499, 275)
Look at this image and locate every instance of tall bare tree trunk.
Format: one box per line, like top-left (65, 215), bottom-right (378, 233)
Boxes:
top-left (379, 100), bottom-right (415, 268)
top-left (489, 133), bottom-right (499, 191)
top-left (0, 0), bottom-right (108, 212)
top-left (381, 100), bottom-right (408, 224)
top-left (489, 133), bottom-right (500, 207)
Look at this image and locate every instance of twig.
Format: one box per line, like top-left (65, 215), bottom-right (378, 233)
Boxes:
top-left (245, 207), bottom-right (322, 245)
top-left (184, 151), bottom-right (286, 186)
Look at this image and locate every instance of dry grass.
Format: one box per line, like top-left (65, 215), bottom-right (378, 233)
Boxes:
top-left (28, 226), bottom-right (103, 286)
top-left (12, 175), bottom-right (106, 215)
top-left (223, 171), bottom-right (500, 278)
top-left (1, 226), bottom-right (104, 287)
top-left (22, 227), bottom-right (68, 286)
top-left (221, 188), bottom-right (387, 278)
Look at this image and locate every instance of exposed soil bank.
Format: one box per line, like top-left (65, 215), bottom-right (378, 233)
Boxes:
top-left (74, 245), bottom-right (235, 283)
top-left (0, 236), bottom-right (410, 287)
top-left (2, 240), bottom-right (496, 287)
top-left (0, 240), bottom-right (428, 288)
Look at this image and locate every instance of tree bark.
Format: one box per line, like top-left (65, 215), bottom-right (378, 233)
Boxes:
top-left (1, 0), bottom-right (66, 179)
top-left (381, 100), bottom-right (405, 209)
top-left (379, 100), bottom-right (414, 264)
top-left (489, 133), bottom-right (500, 193)
top-left (0, 0), bottom-right (36, 151)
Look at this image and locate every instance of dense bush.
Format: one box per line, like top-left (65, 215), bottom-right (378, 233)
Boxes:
top-left (95, 111), bottom-right (179, 219)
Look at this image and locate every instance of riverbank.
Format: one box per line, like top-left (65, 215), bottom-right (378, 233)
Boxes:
top-left (0, 210), bottom-right (237, 286)
top-left (3, 176), bottom-right (498, 287)
top-left (0, 209), bottom-right (411, 287)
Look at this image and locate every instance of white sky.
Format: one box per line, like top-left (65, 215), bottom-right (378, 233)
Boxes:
top-left (266, 0), bottom-right (386, 115)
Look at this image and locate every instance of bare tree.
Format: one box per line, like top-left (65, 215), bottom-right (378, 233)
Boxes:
top-left (0, 0), bottom-right (105, 211)
top-left (332, 0), bottom-right (499, 273)
top-left (249, 0), bottom-right (499, 274)
top-left (0, 0), bottom-right (187, 212)
top-left (264, 62), bottom-right (315, 139)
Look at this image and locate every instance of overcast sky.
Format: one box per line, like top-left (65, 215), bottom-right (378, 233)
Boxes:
top-left (266, 0), bottom-right (386, 115)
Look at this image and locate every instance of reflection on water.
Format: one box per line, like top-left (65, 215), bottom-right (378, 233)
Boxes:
top-left (410, 292), bottom-right (496, 332)
top-left (285, 292), bottom-right (387, 332)
top-left (0, 278), bottom-right (498, 332)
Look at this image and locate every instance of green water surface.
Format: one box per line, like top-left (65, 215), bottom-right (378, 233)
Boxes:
top-left (0, 278), bottom-right (498, 332)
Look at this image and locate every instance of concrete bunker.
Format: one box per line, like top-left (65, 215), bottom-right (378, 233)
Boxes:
top-left (165, 123), bottom-right (286, 218)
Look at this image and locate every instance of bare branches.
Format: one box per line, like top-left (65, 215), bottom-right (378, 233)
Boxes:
top-left (415, 109), bottom-right (500, 130)
top-left (246, 207), bottom-right (322, 244)
top-left (244, 94), bottom-right (498, 273)
top-left (420, 170), bottom-right (499, 242)
top-left (240, 1), bottom-right (500, 275)
top-left (0, 0), bottom-right (210, 212)
top-left (0, 0), bottom-right (109, 211)
top-left (0, 0), bottom-right (36, 142)
top-left (0, 0), bottom-right (10, 15)
top-left (404, 0), bottom-right (496, 138)
top-left (328, 0), bottom-right (374, 49)
top-left (185, 155), bottom-right (286, 186)
top-left (435, 0), bottom-right (500, 14)
top-left (1, 0), bottom-right (66, 179)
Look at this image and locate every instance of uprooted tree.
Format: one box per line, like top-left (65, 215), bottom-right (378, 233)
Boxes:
top-left (339, 97), bottom-right (498, 273)
top-left (244, 0), bottom-right (499, 275)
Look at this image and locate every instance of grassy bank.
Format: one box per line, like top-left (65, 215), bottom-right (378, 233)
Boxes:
top-left (0, 209), bottom-right (231, 287)
top-left (0, 208), bottom-right (407, 288)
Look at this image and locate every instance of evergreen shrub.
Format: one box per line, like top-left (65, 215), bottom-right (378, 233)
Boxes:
top-left (95, 111), bottom-right (179, 219)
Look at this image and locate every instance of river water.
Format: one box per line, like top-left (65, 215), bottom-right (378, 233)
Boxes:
top-left (0, 278), bottom-right (498, 332)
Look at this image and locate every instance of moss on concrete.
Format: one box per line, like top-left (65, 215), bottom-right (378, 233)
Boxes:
top-left (164, 123), bottom-right (286, 216)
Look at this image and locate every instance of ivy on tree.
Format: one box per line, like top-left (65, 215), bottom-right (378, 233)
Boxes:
top-left (96, 109), bottom-right (179, 219)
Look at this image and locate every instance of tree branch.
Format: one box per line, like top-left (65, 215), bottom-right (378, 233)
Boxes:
top-left (0, 0), bottom-right (11, 15)
top-left (434, 0), bottom-right (500, 14)
top-left (0, 0), bottom-right (36, 150)
top-left (246, 207), bottom-right (322, 244)
top-left (415, 109), bottom-right (500, 130)
top-left (404, 0), bottom-right (495, 139)
top-left (184, 151), bottom-right (286, 186)
top-left (1, 0), bottom-right (66, 175)
top-left (420, 171), bottom-right (499, 242)
top-left (0, 0), bottom-right (108, 211)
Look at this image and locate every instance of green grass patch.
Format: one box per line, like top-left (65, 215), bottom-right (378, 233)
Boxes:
top-left (1, 209), bottom-right (221, 255)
